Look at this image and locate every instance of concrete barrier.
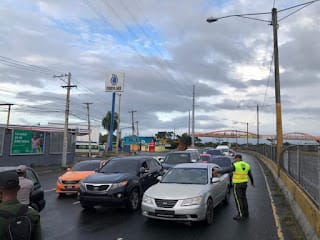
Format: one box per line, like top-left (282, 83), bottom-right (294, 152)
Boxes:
top-left (247, 151), bottom-right (320, 240)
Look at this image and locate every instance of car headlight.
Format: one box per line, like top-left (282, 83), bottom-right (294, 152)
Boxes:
top-left (57, 178), bottom-right (63, 184)
top-left (142, 195), bottom-right (154, 205)
top-left (109, 181), bottom-right (128, 190)
top-left (181, 196), bottom-right (202, 206)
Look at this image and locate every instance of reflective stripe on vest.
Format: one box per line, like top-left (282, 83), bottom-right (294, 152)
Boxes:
top-left (232, 161), bottom-right (250, 183)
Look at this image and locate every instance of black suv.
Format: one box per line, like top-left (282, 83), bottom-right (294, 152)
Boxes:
top-left (0, 166), bottom-right (46, 212)
top-left (79, 156), bottom-right (163, 211)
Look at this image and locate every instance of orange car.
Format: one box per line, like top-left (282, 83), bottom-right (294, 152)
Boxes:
top-left (56, 160), bottom-right (105, 197)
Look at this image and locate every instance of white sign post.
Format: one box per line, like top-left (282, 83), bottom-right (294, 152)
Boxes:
top-left (105, 73), bottom-right (124, 92)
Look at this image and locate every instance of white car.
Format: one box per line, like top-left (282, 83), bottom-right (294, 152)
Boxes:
top-left (141, 163), bottom-right (230, 225)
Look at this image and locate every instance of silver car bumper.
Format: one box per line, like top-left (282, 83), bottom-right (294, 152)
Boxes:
top-left (141, 202), bottom-right (206, 222)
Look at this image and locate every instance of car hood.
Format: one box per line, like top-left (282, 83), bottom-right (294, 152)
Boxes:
top-left (83, 172), bottom-right (132, 184)
top-left (145, 183), bottom-right (207, 199)
top-left (59, 171), bottom-right (94, 181)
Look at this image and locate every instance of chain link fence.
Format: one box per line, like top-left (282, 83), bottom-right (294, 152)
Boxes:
top-left (246, 145), bottom-right (320, 207)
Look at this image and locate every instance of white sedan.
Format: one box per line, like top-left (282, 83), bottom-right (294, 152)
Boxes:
top-left (141, 163), bottom-right (230, 225)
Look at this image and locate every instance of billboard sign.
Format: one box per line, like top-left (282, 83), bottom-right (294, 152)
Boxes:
top-left (11, 129), bottom-right (45, 155)
top-left (105, 73), bottom-right (124, 92)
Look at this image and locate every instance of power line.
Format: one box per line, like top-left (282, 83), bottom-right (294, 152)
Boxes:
top-left (278, 2), bottom-right (314, 22)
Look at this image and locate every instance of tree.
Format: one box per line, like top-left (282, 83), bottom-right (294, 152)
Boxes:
top-left (102, 111), bottom-right (118, 134)
top-left (177, 133), bottom-right (191, 150)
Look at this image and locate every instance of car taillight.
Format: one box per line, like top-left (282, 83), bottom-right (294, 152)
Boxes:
top-left (202, 161), bottom-right (208, 163)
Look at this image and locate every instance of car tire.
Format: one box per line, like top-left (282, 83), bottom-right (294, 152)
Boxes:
top-left (80, 201), bottom-right (94, 210)
top-left (127, 188), bottom-right (140, 211)
top-left (204, 198), bottom-right (214, 225)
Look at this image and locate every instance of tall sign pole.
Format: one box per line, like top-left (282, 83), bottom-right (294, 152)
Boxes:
top-left (105, 73), bottom-right (124, 152)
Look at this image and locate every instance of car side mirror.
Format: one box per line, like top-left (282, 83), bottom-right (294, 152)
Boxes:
top-left (140, 167), bottom-right (147, 174)
top-left (157, 176), bottom-right (162, 181)
top-left (66, 167), bottom-right (71, 171)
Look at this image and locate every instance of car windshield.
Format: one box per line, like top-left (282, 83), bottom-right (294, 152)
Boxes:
top-left (164, 153), bottom-right (191, 164)
top-left (71, 161), bottom-right (100, 171)
top-left (162, 168), bottom-right (208, 184)
top-left (99, 159), bottom-right (139, 174)
top-left (209, 157), bottom-right (232, 168)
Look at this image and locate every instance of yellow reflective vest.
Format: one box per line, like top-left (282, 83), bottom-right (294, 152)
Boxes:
top-left (232, 161), bottom-right (250, 184)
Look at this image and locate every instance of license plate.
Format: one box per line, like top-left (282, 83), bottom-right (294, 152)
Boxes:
top-left (65, 185), bottom-right (75, 189)
top-left (155, 210), bottom-right (175, 217)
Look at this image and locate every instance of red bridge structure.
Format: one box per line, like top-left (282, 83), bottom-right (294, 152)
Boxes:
top-left (194, 130), bottom-right (320, 143)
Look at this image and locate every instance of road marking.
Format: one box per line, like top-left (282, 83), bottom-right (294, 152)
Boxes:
top-left (73, 201), bottom-right (80, 205)
top-left (44, 188), bottom-right (56, 193)
top-left (257, 161), bottom-right (284, 240)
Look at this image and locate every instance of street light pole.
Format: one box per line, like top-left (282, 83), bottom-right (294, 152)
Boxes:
top-left (272, 8), bottom-right (283, 177)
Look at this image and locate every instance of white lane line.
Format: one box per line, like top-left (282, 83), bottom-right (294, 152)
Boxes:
top-left (44, 188), bottom-right (56, 193)
top-left (72, 201), bottom-right (80, 205)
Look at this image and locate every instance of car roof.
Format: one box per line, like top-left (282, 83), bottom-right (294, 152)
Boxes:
top-left (167, 151), bottom-right (191, 154)
top-left (0, 166), bottom-right (31, 172)
top-left (109, 156), bottom-right (154, 162)
top-left (173, 163), bottom-right (219, 169)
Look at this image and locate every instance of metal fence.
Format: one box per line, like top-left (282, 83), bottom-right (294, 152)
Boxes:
top-left (247, 145), bottom-right (320, 207)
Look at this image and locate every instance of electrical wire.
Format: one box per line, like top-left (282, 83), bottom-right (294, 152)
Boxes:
top-left (278, 2), bottom-right (314, 22)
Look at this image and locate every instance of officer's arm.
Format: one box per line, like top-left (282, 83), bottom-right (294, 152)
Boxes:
top-left (248, 170), bottom-right (255, 187)
top-left (216, 165), bottom-right (235, 174)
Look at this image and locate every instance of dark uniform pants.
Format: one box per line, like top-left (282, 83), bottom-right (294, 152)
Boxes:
top-left (233, 182), bottom-right (249, 218)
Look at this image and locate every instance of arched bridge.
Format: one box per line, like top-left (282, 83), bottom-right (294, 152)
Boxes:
top-left (194, 130), bottom-right (320, 142)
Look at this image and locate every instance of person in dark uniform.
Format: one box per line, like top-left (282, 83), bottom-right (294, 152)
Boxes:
top-left (0, 171), bottom-right (42, 239)
top-left (213, 154), bottom-right (255, 221)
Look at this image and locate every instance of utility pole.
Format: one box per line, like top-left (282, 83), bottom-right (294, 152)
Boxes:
top-left (191, 85), bottom-right (195, 147)
top-left (257, 104), bottom-right (260, 145)
top-left (83, 102), bottom-right (93, 157)
top-left (135, 120), bottom-right (140, 151)
top-left (188, 110), bottom-right (191, 135)
top-left (115, 93), bottom-right (121, 153)
top-left (272, 8), bottom-right (283, 177)
top-left (246, 122), bottom-right (249, 147)
top-left (0, 104), bottom-right (14, 128)
top-left (55, 73), bottom-right (76, 168)
top-left (128, 110), bottom-right (137, 145)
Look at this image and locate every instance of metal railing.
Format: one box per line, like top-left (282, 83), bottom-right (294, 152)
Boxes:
top-left (246, 144), bottom-right (320, 207)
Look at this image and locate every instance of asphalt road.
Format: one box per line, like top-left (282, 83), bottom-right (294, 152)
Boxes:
top-left (38, 153), bottom-right (281, 240)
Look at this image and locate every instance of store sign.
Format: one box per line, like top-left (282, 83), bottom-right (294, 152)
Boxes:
top-left (105, 73), bottom-right (124, 92)
top-left (11, 129), bottom-right (45, 155)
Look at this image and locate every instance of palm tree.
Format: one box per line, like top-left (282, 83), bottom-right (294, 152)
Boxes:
top-left (102, 111), bottom-right (118, 135)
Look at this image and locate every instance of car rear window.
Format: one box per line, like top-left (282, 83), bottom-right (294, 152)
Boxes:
top-left (164, 153), bottom-right (191, 164)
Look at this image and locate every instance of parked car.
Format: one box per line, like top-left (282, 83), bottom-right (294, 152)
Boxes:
top-left (162, 151), bottom-right (201, 170)
top-left (79, 156), bottom-right (163, 211)
top-left (142, 163), bottom-right (230, 225)
top-left (0, 166), bottom-right (46, 212)
top-left (56, 160), bottom-right (104, 197)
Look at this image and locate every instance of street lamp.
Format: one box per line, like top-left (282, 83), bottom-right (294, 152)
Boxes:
top-left (206, 1), bottom-right (319, 176)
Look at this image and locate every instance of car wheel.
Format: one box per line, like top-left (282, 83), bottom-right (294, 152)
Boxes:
top-left (127, 188), bottom-right (140, 211)
top-left (204, 198), bottom-right (214, 225)
top-left (80, 201), bottom-right (94, 210)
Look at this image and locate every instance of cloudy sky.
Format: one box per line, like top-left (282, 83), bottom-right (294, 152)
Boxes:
top-left (0, 0), bottom-right (319, 138)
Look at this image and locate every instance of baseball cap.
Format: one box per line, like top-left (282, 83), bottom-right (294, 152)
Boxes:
top-left (0, 171), bottom-right (19, 189)
top-left (16, 165), bottom-right (27, 173)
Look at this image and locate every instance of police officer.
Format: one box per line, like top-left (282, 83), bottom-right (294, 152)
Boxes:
top-left (0, 171), bottom-right (42, 239)
top-left (213, 154), bottom-right (255, 221)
